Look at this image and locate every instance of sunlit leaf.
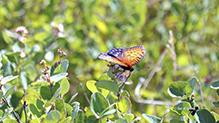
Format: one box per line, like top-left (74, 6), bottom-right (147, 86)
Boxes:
top-left (142, 114), bottom-right (161, 123)
top-left (45, 110), bottom-right (61, 122)
top-left (116, 97), bottom-right (131, 113)
top-left (90, 92), bottom-right (109, 117)
top-left (168, 81), bottom-right (187, 97)
top-left (1, 75), bottom-right (18, 85)
top-left (210, 80), bottom-right (219, 89)
top-left (184, 77), bottom-right (197, 96)
top-left (95, 80), bottom-right (119, 93)
top-left (50, 73), bottom-right (68, 83)
top-left (86, 80), bottom-right (98, 93)
top-left (29, 82), bottom-right (49, 89)
top-left (59, 77), bottom-right (70, 95)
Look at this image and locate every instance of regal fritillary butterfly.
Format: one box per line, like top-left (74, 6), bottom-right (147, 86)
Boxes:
top-left (99, 45), bottom-right (146, 71)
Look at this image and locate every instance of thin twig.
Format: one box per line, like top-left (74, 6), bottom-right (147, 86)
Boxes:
top-left (2, 97), bottom-right (21, 123)
top-left (185, 42), bottom-right (206, 108)
top-left (77, 77), bottom-right (90, 104)
top-left (79, 82), bottom-right (90, 104)
top-left (166, 30), bottom-right (177, 72)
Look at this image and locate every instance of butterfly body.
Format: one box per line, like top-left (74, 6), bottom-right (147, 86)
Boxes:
top-left (99, 45), bottom-right (146, 71)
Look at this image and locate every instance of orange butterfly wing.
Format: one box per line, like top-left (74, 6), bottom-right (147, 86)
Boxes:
top-left (124, 45), bottom-right (146, 66)
top-left (99, 45), bottom-right (146, 71)
top-left (99, 53), bottom-right (128, 67)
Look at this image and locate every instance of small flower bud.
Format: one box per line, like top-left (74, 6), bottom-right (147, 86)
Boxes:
top-left (63, 52), bottom-right (67, 56)
top-left (59, 51), bottom-right (63, 54)
top-left (45, 66), bottom-right (50, 71)
top-left (43, 76), bottom-right (47, 80)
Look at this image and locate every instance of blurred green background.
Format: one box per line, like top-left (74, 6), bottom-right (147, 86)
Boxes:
top-left (1, 0), bottom-right (219, 121)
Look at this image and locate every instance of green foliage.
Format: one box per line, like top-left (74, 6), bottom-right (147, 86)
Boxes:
top-left (1, 0), bottom-right (219, 122)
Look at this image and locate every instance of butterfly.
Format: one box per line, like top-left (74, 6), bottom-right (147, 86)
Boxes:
top-left (99, 45), bottom-right (146, 71)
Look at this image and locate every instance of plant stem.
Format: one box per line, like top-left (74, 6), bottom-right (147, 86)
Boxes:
top-left (23, 89), bottom-right (28, 123)
top-left (50, 83), bottom-right (53, 96)
top-left (2, 97), bottom-right (21, 123)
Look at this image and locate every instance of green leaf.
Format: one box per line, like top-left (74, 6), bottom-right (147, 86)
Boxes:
top-left (25, 65), bottom-right (36, 80)
top-left (29, 82), bottom-right (49, 89)
top-left (72, 104), bottom-right (79, 120)
top-left (100, 109), bottom-right (116, 120)
top-left (195, 109), bottom-right (215, 123)
top-left (25, 94), bottom-right (40, 104)
top-left (142, 114), bottom-right (161, 123)
top-left (55, 99), bottom-right (66, 120)
top-left (40, 86), bottom-right (52, 100)
top-left (50, 87), bottom-right (61, 102)
top-left (116, 97), bottom-right (131, 113)
top-left (213, 101), bottom-right (219, 107)
top-left (116, 118), bottom-right (127, 123)
top-left (59, 77), bottom-right (70, 95)
top-left (34, 32), bottom-right (54, 43)
top-left (99, 73), bottom-right (111, 81)
top-left (212, 112), bottom-right (219, 122)
top-left (11, 90), bottom-right (24, 108)
top-left (171, 102), bottom-right (190, 116)
top-left (52, 59), bottom-right (69, 76)
top-left (168, 81), bottom-right (187, 97)
top-left (29, 104), bottom-right (41, 117)
top-left (65, 103), bottom-right (73, 116)
top-left (95, 80), bottom-right (119, 93)
top-left (50, 73), bottom-right (68, 83)
top-left (184, 77), bottom-right (197, 96)
top-left (161, 109), bottom-right (170, 122)
top-left (2, 30), bottom-right (14, 44)
top-left (3, 119), bottom-right (18, 123)
top-left (55, 99), bottom-right (65, 113)
top-left (90, 92), bottom-right (109, 117)
top-left (5, 85), bottom-right (15, 98)
top-left (121, 90), bottom-right (130, 98)
top-left (2, 62), bottom-right (13, 76)
top-left (84, 107), bottom-right (97, 123)
top-left (210, 80), bottom-right (219, 89)
top-left (20, 72), bottom-right (28, 89)
top-left (73, 110), bottom-right (86, 123)
top-left (86, 80), bottom-right (98, 93)
top-left (217, 90), bottom-right (219, 97)
top-left (86, 80), bottom-right (111, 97)
top-left (124, 114), bottom-right (134, 122)
top-left (1, 75), bottom-right (18, 85)
top-left (45, 110), bottom-right (61, 122)
top-left (170, 119), bottom-right (185, 123)
top-left (0, 108), bottom-right (13, 121)
top-left (36, 99), bottom-right (44, 110)
top-left (68, 93), bottom-right (78, 104)
top-left (63, 117), bottom-right (72, 123)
